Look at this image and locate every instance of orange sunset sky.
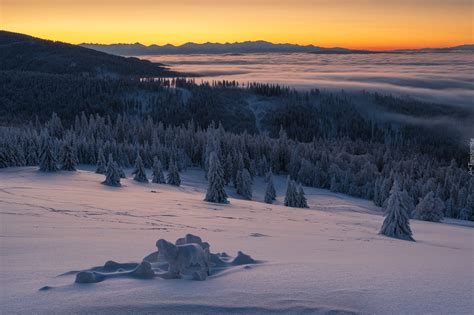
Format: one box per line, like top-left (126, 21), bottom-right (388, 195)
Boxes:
top-left (1, 0), bottom-right (473, 50)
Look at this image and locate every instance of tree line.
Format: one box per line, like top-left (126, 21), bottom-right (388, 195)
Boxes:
top-left (1, 112), bottom-right (472, 221)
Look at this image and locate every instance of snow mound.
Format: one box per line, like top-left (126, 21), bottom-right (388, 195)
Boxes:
top-left (72, 233), bottom-right (259, 284)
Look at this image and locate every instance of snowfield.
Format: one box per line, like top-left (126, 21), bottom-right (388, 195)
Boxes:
top-left (1, 167), bottom-right (473, 314)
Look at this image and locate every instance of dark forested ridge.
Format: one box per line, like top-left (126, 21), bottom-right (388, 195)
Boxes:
top-left (0, 31), bottom-right (175, 77)
top-left (1, 31), bottom-right (473, 221)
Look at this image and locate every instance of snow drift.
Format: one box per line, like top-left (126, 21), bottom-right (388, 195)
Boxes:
top-left (0, 167), bottom-right (473, 314)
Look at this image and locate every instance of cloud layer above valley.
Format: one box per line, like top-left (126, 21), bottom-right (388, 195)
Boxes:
top-left (145, 52), bottom-right (473, 107)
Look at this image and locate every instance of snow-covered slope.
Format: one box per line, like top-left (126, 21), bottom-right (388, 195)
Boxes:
top-left (1, 167), bottom-right (473, 314)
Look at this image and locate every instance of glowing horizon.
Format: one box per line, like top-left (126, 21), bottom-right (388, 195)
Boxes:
top-left (2, 0), bottom-right (473, 50)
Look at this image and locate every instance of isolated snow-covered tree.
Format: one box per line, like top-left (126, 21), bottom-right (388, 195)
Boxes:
top-left (284, 178), bottom-right (299, 207)
top-left (151, 156), bottom-right (166, 184)
top-left (167, 158), bottom-right (181, 186)
top-left (264, 170), bottom-right (276, 204)
top-left (39, 137), bottom-right (58, 172)
top-left (379, 180), bottom-right (414, 241)
top-left (297, 184), bottom-right (309, 208)
top-left (102, 154), bottom-right (121, 187)
top-left (204, 151), bottom-right (228, 203)
top-left (132, 153), bottom-right (148, 183)
top-left (236, 168), bottom-right (252, 200)
top-left (95, 149), bottom-right (107, 174)
top-left (60, 141), bottom-right (77, 171)
top-left (413, 191), bottom-right (444, 222)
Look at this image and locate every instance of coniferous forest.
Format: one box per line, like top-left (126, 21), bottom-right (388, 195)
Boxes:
top-left (1, 31), bottom-right (473, 222)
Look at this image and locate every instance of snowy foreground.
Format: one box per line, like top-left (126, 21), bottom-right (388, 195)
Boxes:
top-left (1, 167), bottom-right (473, 314)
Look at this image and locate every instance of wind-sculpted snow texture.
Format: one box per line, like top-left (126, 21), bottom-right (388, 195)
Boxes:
top-left (74, 234), bottom-right (258, 284)
top-left (1, 167), bottom-right (473, 314)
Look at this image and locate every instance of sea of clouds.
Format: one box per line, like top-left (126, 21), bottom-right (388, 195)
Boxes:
top-left (144, 52), bottom-right (473, 107)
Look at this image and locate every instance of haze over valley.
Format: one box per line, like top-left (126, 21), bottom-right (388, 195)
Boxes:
top-left (142, 51), bottom-right (474, 107)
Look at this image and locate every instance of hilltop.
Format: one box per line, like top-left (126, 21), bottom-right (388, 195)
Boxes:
top-left (0, 31), bottom-right (175, 77)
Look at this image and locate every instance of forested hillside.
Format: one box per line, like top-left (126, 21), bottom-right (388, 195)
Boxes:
top-left (0, 31), bottom-right (174, 77)
top-left (1, 109), bottom-right (473, 221)
top-left (1, 32), bottom-right (473, 221)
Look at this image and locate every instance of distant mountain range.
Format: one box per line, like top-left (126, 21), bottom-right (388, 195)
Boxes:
top-left (393, 44), bottom-right (474, 53)
top-left (0, 31), bottom-right (175, 77)
top-left (80, 40), bottom-right (474, 56)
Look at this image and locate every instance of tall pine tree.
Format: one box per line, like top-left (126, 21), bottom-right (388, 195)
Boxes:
top-left (60, 141), bottom-right (77, 171)
top-left (167, 157), bottom-right (181, 186)
top-left (236, 168), bottom-right (252, 200)
top-left (39, 136), bottom-right (58, 172)
top-left (264, 170), bottom-right (276, 204)
top-left (379, 180), bottom-right (414, 241)
top-left (297, 184), bottom-right (309, 208)
top-left (151, 156), bottom-right (166, 184)
top-left (96, 149), bottom-right (107, 174)
top-left (204, 152), bottom-right (228, 203)
top-left (284, 178), bottom-right (298, 207)
top-left (102, 154), bottom-right (121, 187)
top-left (132, 153), bottom-right (148, 183)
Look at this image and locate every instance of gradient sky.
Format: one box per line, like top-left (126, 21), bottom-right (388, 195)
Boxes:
top-left (2, 0), bottom-right (473, 49)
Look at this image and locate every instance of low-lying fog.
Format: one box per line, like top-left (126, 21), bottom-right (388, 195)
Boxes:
top-left (143, 52), bottom-right (473, 106)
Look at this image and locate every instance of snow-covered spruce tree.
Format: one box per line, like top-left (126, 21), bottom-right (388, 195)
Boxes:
top-left (284, 178), bottom-right (299, 207)
top-left (102, 154), bottom-right (121, 187)
top-left (132, 153), bottom-right (148, 183)
top-left (379, 180), bottom-right (414, 241)
top-left (39, 136), bottom-right (58, 172)
top-left (236, 168), bottom-right (252, 200)
top-left (60, 141), bottom-right (77, 171)
top-left (203, 133), bottom-right (219, 179)
top-left (264, 170), bottom-right (276, 204)
top-left (46, 112), bottom-right (64, 138)
top-left (95, 149), bottom-right (107, 174)
top-left (204, 151), bottom-right (228, 203)
top-left (167, 158), bottom-right (181, 186)
top-left (151, 156), bottom-right (166, 184)
top-left (297, 184), bottom-right (309, 208)
top-left (413, 191), bottom-right (444, 222)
